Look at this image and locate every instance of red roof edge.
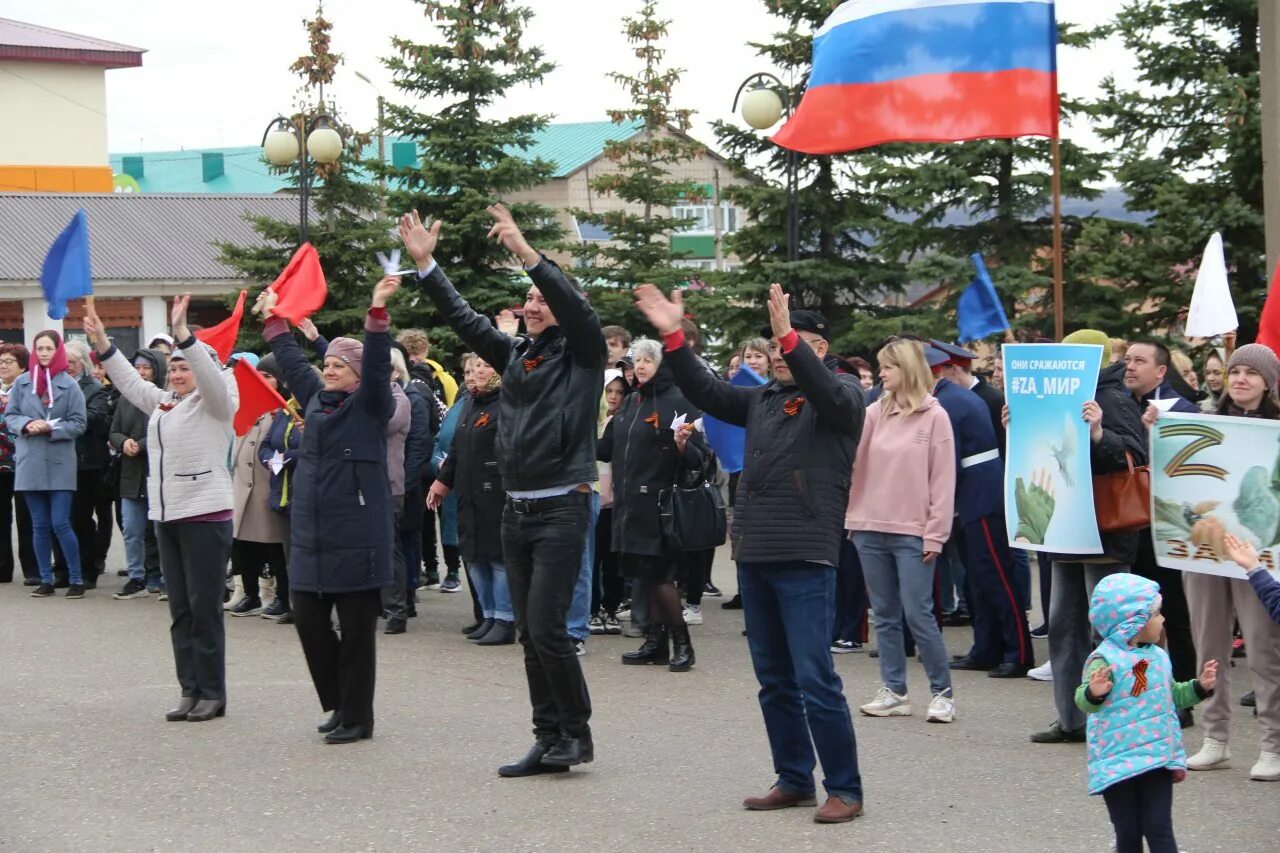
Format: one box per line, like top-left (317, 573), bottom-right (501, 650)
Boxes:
top-left (0, 45), bottom-right (143, 68)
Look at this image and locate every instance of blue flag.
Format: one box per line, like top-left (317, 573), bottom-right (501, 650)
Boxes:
top-left (40, 209), bottom-right (93, 320)
top-left (956, 254), bottom-right (1009, 343)
top-left (703, 365), bottom-right (768, 474)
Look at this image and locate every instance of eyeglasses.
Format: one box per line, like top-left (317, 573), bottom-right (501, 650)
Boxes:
top-left (767, 337), bottom-right (824, 354)
top-left (0, 357), bottom-right (19, 366)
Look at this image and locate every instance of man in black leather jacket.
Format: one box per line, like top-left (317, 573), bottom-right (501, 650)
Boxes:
top-left (401, 204), bottom-right (605, 777)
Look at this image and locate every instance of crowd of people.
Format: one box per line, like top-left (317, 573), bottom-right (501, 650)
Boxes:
top-left (3, 205), bottom-right (1280, 844)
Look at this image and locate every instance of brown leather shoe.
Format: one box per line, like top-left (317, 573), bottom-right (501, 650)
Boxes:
top-left (814, 796), bottom-right (863, 824)
top-left (742, 785), bottom-right (817, 811)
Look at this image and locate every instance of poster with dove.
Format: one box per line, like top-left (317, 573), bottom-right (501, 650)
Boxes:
top-left (1151, 412), bottom-right (1280, 580)
top-left (1003, 344), bottom-right (1104, 553)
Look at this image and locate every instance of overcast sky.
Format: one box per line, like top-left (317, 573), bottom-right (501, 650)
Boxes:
top-left (3, 0), bottom-right (1131, 156)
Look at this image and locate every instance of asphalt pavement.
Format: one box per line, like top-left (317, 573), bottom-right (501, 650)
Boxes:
top-left (1, 548), bottom-right (1275, 852)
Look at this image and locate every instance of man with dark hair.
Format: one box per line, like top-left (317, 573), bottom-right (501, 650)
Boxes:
top-left (1123, 341), bottom-right (1200, 415)
top-left (402, 204), bottom-right (604, 776)
top-left (601, 325), bottom-right (632, 366)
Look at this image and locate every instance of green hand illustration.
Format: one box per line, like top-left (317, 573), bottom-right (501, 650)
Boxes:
top-left (1015, 469), bottom-right (1057, 545)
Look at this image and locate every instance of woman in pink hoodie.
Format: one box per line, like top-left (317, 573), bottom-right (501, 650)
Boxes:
top-left (847, 339), bottom-right (958, 723)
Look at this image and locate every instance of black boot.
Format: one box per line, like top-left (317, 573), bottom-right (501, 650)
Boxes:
top-left (669, 623), bottom-right (695, 672)
top-left (498, 739), bottom-right (570, 777)
top-left (317, 710), bottom-right (341, 734)
top-left (324, 721), bottom-right (374, 743)
top-left (476, 619), bottom-right (515, 646)
top-left (541, 731), bottom-right (594, 767)
top-left (621, 624), bottom-right (669, 665)
top-left (466, 618), bottom-right (495, 640)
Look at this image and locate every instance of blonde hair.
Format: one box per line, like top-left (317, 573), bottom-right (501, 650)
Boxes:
top-left (1109, 337), bottom-right (1128, 364)
top-left (397, 329), bottom-right (430, 357)
top-left (878, 339), bottom-right (933, 416)
top-left (388, 347), bottom-right (409, 383)
top-left (1170, 349), bottom-right (1194, 377)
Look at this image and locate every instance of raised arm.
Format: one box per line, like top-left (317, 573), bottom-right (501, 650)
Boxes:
top-left (356, 276), bottom-right (397, 419)
top-left (769, 284), bottom-right (864, 437)
top-left (84, 312), bottom-right (165, 414)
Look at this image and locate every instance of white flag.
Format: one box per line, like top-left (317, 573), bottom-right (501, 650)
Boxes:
top-left (1185, 232), bottom-right (1238, 338)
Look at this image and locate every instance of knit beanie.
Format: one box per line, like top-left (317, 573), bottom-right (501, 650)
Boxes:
top-left (1227, 343), bottom-right (1280, 391)
top-left (325, 337), bottom-right (364, 378)
top-left (1062, 329), bottom-right (1110, 349)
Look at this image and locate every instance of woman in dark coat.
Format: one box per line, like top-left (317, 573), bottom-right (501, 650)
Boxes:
top-left (108, 347), bottom-right (167, 598)
top-left (258, 277), bottom-right (398, 744)
top-left (598, 338), bottom-right (705, 672)
top-left (429, 357), bottom-right (513, 645)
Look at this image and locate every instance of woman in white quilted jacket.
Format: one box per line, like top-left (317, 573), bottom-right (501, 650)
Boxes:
top-left (85, 296), bottom-right (238, 724)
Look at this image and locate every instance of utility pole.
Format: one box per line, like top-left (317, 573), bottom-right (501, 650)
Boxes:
top-left (712, 168), bottom-right (723, 272)
top-left (1262, 2), bottom-right (1280, 278)
top-left (376, 95), bottom-right (386, 217)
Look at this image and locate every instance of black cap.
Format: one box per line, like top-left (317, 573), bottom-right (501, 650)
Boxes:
top-left (762, 310), bottom-right (832, 341)
top-left (615, 356), bottom-right (634, 369)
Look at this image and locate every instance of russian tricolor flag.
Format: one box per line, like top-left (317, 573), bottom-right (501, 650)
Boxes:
top-left (773, 0), bottom-right (1059, 154)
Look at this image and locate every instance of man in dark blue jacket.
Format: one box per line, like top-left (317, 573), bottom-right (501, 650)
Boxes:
top-left (927, 346), bottom-right (1035, 678)
top-left (401, 205), bottom-right (605, 776)
top-left (636, 282), bottom-right (866, 825)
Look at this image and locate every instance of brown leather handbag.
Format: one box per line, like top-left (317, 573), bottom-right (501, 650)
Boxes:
top-left (1093, 452), bottom-right (1151, 534)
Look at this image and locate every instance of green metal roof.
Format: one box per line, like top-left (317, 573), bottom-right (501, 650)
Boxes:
top-left (108, 120), bottom-right (644, 194)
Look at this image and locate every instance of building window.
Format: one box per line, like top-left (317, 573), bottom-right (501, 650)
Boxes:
top-left (672, 204), bottom-right (738, 235)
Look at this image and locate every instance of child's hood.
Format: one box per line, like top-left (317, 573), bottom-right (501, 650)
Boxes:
top-left (1089, 573), bottom-right (1161, 645)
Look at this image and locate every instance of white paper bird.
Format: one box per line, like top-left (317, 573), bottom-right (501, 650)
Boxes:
top-left (1048, 412), bottom-right (1078, 488)
top-left (376, 249), bottom-right (417, 277)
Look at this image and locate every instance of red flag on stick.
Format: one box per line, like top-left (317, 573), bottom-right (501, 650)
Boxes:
top-left (196, 290), bottom-right (247, 364)
top-left (270, 243), bottom-right (327, 324)
top-left (1258, 261), bottom-right (1280, 352)
top-left (233, 357), bottom-right (287, 436)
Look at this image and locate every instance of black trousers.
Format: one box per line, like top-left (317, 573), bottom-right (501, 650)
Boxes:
top-left (233, 539), bottom-right (288, 603)
top-left (420, 505), bottom-right (461, 578)
top-left (292, 588), bottom-right (382, 728)
top-left (1133, 534), bottom-right (1197, 682)
top-left (54, 468), bottom-right (108, 582)
top-left (958, 514), bottom-right (1035, 668)
top-left (502, 493), bottom-right (593, 740)
top-left (0, 471), bottom-right (36, 582)
top-left (681, 549), bottom-right (712, 607)
top-left (156, 520), bottom-right (233, 700)
top-left (1101, 768), bottom-right (1177, 853)
top-left (833, 535), bottom-right (868, 643)
top-left (591, 507), bottom-right (624, 615)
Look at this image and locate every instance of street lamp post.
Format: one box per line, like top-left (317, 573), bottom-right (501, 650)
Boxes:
top-left (732, 73), bottom-right (797, 263)
top-left (354, 71), bottom-right (387, 217)
top-left (261, 113), bottom-right (344, 245)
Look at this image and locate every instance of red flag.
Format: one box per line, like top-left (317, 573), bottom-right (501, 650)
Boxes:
top-left (269, 243), bottom-right (327, 324)
top-left (1258, 261), bottom-right (1280, 351)
top-left (233, 358), bottom-right (287, 436)
top-left (196, 290), bottom-right (246, 364)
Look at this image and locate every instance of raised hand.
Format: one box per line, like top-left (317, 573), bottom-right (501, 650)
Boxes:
top-left (1222, 532), bottom-right (1259, 572)
top-left (297, 316), bottom-right (320, 342)
top-left (485, 204), bottom-right (538, 267)
top-left (1088, 663), bottom-right (1115, 699)
top-left (398, 211), bottom-right (442, 269)
top-left (371, 275), bottom-right (401, 309)
top-left (253, 288), bottom-right (279, 319)
top-left (82, 312), bottom-right (110, 353)
top-left (170, 294), bottom-right (191, 331)
top-left (633, 284), bottom-right (685, 336)
top-left (1199, 659), bottom-right (1218, 692)
top-left (1014, 468), bottom-right (1056, 545)
top-left (767, 283), bottom-right (792, 340)
top-left (495, 308), bottom-right (519, 336)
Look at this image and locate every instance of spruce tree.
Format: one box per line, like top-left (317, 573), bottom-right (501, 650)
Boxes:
top-left (220, 3), bottom-right (390, 352)
top-left (377, 0), bottom-right (562, 362)
top-left (569, 1), bottom-right (708, 328)
top-left (1075, 1), bottom-right (1263, 343)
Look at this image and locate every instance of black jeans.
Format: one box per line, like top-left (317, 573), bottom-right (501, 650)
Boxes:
top-left (682, 549), bottom-right (712, 607)
top-left (54, 468), bottom-right (108, 582)
top-left (382, 498), bottom-right (408, 620)
top-left (1101, 768), bottom-right (1177, 853)
top-left (502, 493), bottom-right (593, 740)
top-left (1133, 535), bottom-right (1196, 682)
top-left (591, 507), bottom-right (624, 615)
top-left (292, 588), bottom-right (382, 728)
top-left (156, 520), bottom-right (233, 700)
top-left (233, 539), bottom-right (288, 603)
top-left (833, 535), bottom-right (868, 643)
top-left (0, 471), bottom-right (36, 582)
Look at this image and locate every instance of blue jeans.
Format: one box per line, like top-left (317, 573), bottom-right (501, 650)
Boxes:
top-left (26, 490), bottom-right (81, 585)
top-left (855, 531), bottom-right (952, 697)
top-left (121, 497), bottom-right (149, 581)
top-left (566, 490), bottom-right (600, 641)
top-left (468, 559), bottom-right (514, 621)
top-left (738, 560), bottom-right (863, 804)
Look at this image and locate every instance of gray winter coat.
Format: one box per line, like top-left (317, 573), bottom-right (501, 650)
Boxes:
top-left (3, 371), bottom-right (87, 492)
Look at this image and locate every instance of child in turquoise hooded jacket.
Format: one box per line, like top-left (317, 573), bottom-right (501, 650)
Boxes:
top-left (1076, 573), bottom-right (1218, 853)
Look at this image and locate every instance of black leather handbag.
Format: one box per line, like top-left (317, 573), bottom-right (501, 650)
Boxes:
top-left (659, 451), bottom-right (727, 552)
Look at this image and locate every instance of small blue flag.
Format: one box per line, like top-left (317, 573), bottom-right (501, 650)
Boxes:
top-left (703, 365), bottom-right (768, 474)
top-left (956, 254), bottom-right (1009, 343)
top-left (40, 209), bottom-right (94, 320)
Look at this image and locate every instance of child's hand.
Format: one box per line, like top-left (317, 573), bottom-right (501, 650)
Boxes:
top-left (1222, 533), bottom-right (1259, 573)
top-left (1088, 663), bottom-right (1115, 698)
top-left (1199, 659), bottom-right (1218, 693)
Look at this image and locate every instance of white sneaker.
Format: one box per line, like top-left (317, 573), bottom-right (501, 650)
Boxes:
top-left (683, 604), bottom-right (703, 625)
top-left (223, 580), bottom-right (245, 612)
top-left (926, 688), bottom-right (956, 724)
top-left (860, 686), bottom-right (912, 717)
top-left (1250, 751), bottom-right (1280, 781)
top-left (1027, 661), bottom-right (1053, 682)
top-left (1187, 737), bottom-right (1231, 770)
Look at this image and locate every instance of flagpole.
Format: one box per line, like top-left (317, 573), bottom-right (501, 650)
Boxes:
top-left (1051, 136), bottom-right (1065, 341)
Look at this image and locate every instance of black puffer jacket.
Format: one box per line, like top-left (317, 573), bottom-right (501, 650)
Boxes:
top-left (598, 363), bottom-right (704, 558)
top-left (399, 381), bottom-right (435, 534)
top-left (417, 257), bottom-right (606, 492)
top-left (108, 349), bottom-right (167, 500)
top-left (666, 336), bottom-right (865, 566)
top-left (438, 389), bottom-right (505, 562)
top-left (75, 371), bottom-right (113, 471)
